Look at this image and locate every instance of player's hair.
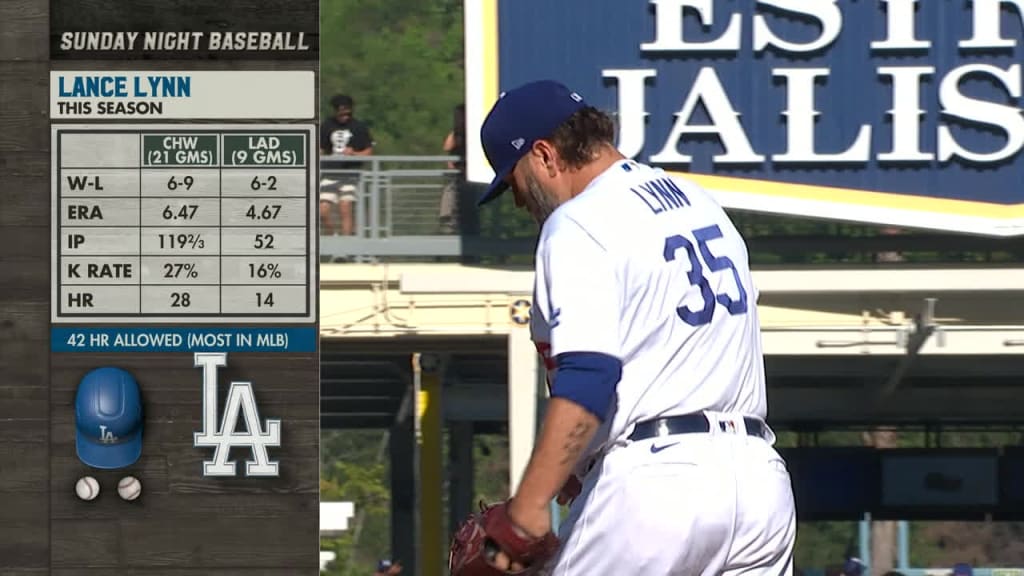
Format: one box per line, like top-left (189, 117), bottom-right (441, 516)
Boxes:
top-left (547, 106), bottom-right (616, 169)
top-left (331, 94), bottom-right (354, 110)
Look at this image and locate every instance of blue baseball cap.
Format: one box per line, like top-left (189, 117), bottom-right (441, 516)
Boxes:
top-left (75, 366), bottom-right (143, 469)
top-left (478, 79), bottom-right (588, 206)
top-left (953, 563), bottom-right (973, 576)
top-left (377, 559), bottom-right (393, 571)
top-left (843, 557), bottom-right (865, 576)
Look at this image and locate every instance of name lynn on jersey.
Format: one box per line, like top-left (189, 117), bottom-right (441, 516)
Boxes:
top-left (193, 352), bottom-right (282, 478)
top-left (630, 176), bottom-right (691, 216)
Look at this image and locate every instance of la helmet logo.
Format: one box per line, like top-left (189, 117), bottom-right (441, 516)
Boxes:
top-left (192, 352), bottom-right (281, 477)
top-left (98, 425), bottom-right (117, 444)
top-left (511, 138), bottom-right (526, 150)
top-left (570, 92), bottom-right (582, 102)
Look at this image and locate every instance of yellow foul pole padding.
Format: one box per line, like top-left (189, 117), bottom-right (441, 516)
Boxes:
top-left (415, 352), bottom-right (443, 576)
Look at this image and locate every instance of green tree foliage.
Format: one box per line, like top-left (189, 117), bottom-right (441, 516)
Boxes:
top-left (795, 522), bottom-right (859, 571)
top-left (320, 0), bottom-right (464, 157)
top-left (320, 430), bottom-right (392, 575)
top-left (473, 434), bottom-right (510, 502)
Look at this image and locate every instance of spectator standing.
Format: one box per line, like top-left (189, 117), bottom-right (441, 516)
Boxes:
top-left (874, 226), bottom-right (905, 263)
top-left (439, 103), bottom-right (466, 234)
top-left (319, 94), bottom-right (374, 236)
top-left (437, 104), bottom-right (480, 239)
top-left (373, 559), bottom-right (402, 575)
top-left (843, 556), bottom-right (867, 576)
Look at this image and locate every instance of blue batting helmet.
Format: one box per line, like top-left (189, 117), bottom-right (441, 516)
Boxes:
top-left (75, 366), bottom-right (144, 469)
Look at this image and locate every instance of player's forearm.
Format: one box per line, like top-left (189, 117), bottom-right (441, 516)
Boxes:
top-left (511, 398), bottom-right (599, 517)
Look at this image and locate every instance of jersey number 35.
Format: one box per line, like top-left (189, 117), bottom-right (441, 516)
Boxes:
top-left (663, 224), bottom-right (748, 327)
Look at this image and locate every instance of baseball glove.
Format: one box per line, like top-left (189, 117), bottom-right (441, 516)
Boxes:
top-left (449, 501), bottom-right (560, 576)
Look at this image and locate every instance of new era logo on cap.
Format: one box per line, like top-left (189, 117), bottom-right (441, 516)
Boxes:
top-left (478, 80), bottom-right (588, 206)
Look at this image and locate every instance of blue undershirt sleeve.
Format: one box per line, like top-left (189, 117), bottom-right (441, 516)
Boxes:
top-left (549, 351), bottom-right (623, 422)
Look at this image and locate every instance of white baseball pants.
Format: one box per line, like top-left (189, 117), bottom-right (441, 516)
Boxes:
top-left (547, 415), bottom-right (796, 576)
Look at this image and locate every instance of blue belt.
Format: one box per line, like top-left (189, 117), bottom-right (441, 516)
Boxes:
top-left (629, 413), bottom-right (766, 441)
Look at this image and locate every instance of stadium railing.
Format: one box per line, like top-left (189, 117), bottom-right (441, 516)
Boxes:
top-left (319, 155), bottom-right (535, 263)
top-left (317, 156), bottom-right (1024, 266)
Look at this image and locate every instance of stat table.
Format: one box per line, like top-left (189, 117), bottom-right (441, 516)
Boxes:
top-left (51, 124), bottom-right (318, 324)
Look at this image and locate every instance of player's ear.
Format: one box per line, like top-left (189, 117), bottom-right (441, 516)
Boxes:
top-left (531, 140), bottom-right (559, 177)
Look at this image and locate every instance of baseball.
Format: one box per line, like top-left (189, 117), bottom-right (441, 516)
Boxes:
top-left (117, 475), bottom-right (142, 501)
top-left (75, 476), bottom-right (100, 501)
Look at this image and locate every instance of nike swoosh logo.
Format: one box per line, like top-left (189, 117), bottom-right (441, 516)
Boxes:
top-left (650, 442), bottom-right (679, 454)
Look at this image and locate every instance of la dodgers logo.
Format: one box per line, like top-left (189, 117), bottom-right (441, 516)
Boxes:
top-left (98, 422), bottom-right (116, 444)
top-left (192, 352), bottom-right (281, 477)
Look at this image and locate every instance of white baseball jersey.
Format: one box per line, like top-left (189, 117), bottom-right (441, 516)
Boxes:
top-left (530, 158), bottom-right (767, 467)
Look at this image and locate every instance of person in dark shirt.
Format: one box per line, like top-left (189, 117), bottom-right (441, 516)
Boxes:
top-left (444, 103), bottom-right (467, 175)
top-left (437, 103), bottom-right (480, 241)
top-left (319, 94), bottom-right (374, 236)
top-left (439, 103), bottom-right (466, 234)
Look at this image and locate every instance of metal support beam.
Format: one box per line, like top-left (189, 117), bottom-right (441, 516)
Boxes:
top-left (448, 420), bottom-right (475, 537)
top-left (767, 384), bottom-right (1024, 424)
top-left (879, 298), bottom-right (941, 397)
top-left (508, 325), bottom-right (538, 495)
top-left (415, 353), bottom-right (445, 576)
top-left (897, 521), bottom-right (910, 569)
top-left (859, 514), bottom-right (871, 576)
top-left (434, 372), bottom-right (1024, 425)
top-left (389, 400), bottom-right (416, 576)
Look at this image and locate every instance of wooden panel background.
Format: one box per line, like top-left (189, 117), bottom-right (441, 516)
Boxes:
top-left (1, 0), bottom-right (52, 573)
top-left (49, 353), bottom-right (320, 572)
top-left (0, 0), bottom-right (320, 572)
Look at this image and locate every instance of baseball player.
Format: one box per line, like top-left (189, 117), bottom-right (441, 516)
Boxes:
top-left (449, 80), bottom-right (796, 575)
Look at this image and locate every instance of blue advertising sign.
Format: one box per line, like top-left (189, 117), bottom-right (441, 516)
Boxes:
top-left (464, 0), bottom-right (1024, 235)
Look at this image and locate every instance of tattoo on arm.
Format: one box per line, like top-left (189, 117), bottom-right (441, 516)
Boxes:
top-left (559, 421), bottom-right (594, 466)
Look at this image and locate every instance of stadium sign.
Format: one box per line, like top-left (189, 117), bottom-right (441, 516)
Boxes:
top-left (464, 0), bottom-right (1024, 235)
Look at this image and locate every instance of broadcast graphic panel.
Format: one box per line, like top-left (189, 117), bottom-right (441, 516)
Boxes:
top-left (0, 1), bottom-right (324, 572)
top-left (50, 120), bottom-right (318, 325)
